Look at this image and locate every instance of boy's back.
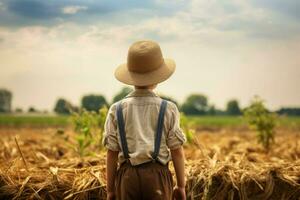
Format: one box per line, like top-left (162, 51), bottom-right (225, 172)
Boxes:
top-left (103, 88), bottom-right (186, 166)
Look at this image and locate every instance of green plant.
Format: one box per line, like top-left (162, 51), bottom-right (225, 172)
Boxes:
top-left (244, 96), bottom-right (277, 150)
top-left (180, 112), bottom-right (195, 144)
top-left (71, 106), bottom-right (108, 157)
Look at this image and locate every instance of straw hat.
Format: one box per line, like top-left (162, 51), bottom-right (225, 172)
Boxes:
top-left (114, 40), bottom-right (176, 86)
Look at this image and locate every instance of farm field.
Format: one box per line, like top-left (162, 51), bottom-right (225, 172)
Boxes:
top-left (0, 126), bottom-right (299, 199)
top-left (1, 114), bottom-right (300, 130)
top-left (0, 115), bottom-right (70, 127)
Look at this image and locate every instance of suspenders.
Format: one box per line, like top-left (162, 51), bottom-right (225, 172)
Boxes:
top-left (116, 102), bottom-right (130, 160)
top-left (116, 100), bottom-right (168, 164)
top-left (152, 100), bottom-right (167, 160)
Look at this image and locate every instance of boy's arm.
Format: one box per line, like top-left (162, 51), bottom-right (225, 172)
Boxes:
top-left (171, 146), bottom-right (186, 188)
top-left (171, 146), bottom-right (186, 199)
top-left (106, 149), bottom-right (119, 197)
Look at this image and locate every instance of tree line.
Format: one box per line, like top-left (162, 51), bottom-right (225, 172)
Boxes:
top-left (1, 88), bottom-right (300, 116)
top-left (52, 87), bottom-right (300, 116)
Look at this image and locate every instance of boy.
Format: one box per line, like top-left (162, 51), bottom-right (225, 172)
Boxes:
top-left (103, 40), bottom-right (186, 200)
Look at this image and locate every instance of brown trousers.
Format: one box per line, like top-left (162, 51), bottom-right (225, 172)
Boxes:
top-left (115, 161), bottom-right (174, 200)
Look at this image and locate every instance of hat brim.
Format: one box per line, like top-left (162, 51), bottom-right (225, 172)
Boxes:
top-left (114, 58), bottom-right (176, 86)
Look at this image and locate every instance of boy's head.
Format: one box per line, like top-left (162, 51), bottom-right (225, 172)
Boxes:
top-left (114, 40), bottom-right (175, 87)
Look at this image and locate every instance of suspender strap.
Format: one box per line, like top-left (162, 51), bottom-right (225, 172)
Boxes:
top-left (116, 102), bottom-right (130, 159)
top-left (152, 100), bottom-right (168, 160)
top-left (116, 100), bottom-right (168, 162)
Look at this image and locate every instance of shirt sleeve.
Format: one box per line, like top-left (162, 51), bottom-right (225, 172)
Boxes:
top-left (102, 104), bottom-right (120, 151)
top-left (166, 103), bottom-right (187, 150)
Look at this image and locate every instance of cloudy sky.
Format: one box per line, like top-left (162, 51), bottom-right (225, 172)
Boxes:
top-left (0, 0), bottom-right (299, 111)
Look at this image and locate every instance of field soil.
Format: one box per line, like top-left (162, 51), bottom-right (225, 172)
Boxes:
top-left (0, 128), bottom-right (300, 200)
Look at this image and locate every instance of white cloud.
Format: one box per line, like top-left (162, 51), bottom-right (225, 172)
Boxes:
top-left (62, 5), bottom-right (88, 15)
top-left (1, 1), bottom-right (300, 110)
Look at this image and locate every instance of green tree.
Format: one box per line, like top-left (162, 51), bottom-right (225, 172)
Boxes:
top-left (181, 94), bottom-right (208, 115)
top-left (226, 99), bottom-right (241, 115)
top-left (277, 107), bottom-right (300, 116)
top-left (28, 107), bottom-right (37, 113)
top-left (244, 96), bottom-right (276, 150)
top-left (81, 94), bottom-right (108, 111)
top-left (54, 98), bottom-right (73, 114)
top-left (207, 105), bottom-right (216, 115)
top-left (112, 87), bottom-right (133, 103)
top-left (0, 89), bottom-right (12, 113)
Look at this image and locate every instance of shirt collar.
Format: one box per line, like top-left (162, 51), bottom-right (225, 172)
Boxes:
top-left (126, 89), bottom-right (159, 98)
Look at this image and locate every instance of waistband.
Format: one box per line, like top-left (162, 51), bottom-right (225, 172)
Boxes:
top-left (119, 160), bottom-right (169, 169)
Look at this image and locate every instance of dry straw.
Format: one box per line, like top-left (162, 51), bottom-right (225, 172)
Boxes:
top-left (0, 131), bottom-right (300, 199)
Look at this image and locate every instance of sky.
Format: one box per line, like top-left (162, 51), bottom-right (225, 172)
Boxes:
top-left (0, 0), bottom-right (300, 111)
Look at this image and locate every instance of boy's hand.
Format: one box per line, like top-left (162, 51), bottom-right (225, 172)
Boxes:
top-left (173, 186), bottom-right (186, 200)
top-left (107, 192), bottom-right (116, 200)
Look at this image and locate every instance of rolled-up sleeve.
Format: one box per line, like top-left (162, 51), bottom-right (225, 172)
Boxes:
top-left (166, 103), bottom-right (187, 150)
top-left (102, 104), bottom-right (120, 151)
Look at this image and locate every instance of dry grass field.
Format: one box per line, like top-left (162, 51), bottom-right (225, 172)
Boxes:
top-left (0, 127), bottom-right (299, 200)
